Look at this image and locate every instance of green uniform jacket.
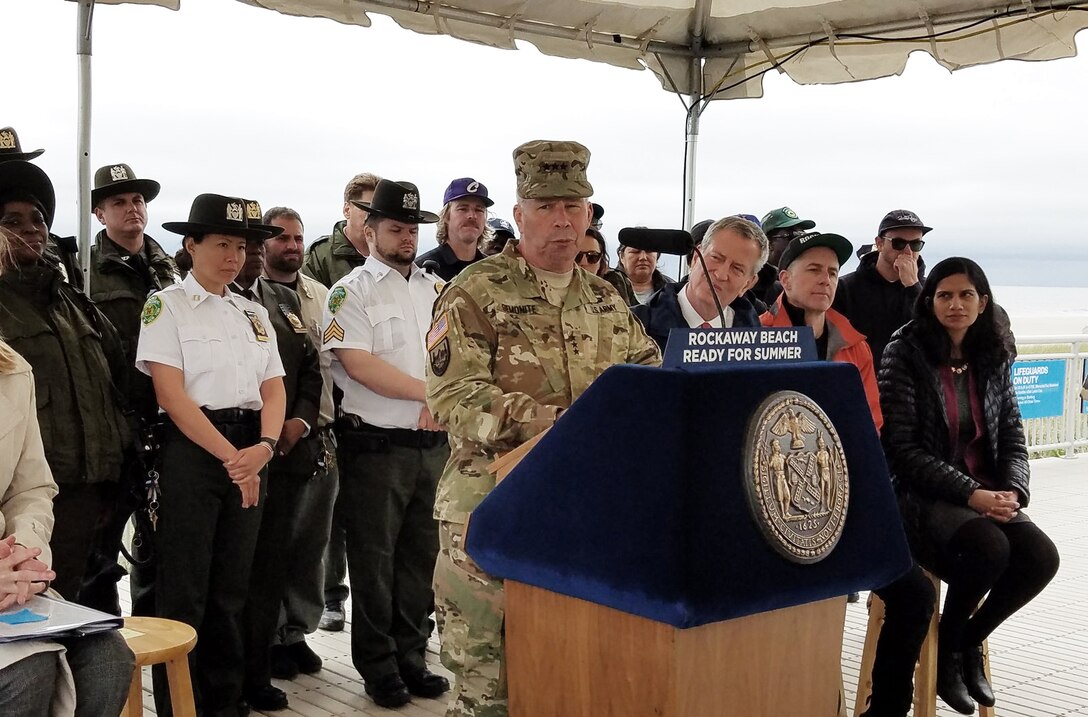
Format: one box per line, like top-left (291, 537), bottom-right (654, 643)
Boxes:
top-left (89, 230), bottom-right (179, 421)
top-left (425, 240), bottom-right (662, 524)
top-left (242, 278), bottom-right (323, 478)
top-left (0, 262), bottom-right (130, 485)
top-left (302, 220), bottom-right (366, 288)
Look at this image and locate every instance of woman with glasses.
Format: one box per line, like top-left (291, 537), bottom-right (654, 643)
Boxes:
top-left (576, 227), bottom-right (637, 306)
top-left (879, 257), bottom-right (1059, 715)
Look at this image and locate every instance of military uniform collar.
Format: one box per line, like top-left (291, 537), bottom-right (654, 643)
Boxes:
top-left (503, 239), bottom-right (595, 308)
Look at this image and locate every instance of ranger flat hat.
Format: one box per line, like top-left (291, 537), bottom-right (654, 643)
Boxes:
top-left (241, 198), bottom-right (285, 239)
top-left (163, 193), bottom-right (278, 240)
top-left (0, 160), bottom-right (56, 228)
top-left (91, 163), bottom-right (161, 206)
top-left (352, 180), bottom-right (438, 224)
top-left (778, 232), bottom-right (853, 270)
top-left (514, 140), bottom-right (593, 199)
top-left (0, 127), bottom-right (44, 163)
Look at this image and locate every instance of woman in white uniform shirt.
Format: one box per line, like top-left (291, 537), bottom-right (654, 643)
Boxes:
top-left (136, 194), bottom-right (285, 717)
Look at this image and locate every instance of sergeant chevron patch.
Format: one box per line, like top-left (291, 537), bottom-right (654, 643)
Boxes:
top-left (323, 319), bottom-right (345, 344)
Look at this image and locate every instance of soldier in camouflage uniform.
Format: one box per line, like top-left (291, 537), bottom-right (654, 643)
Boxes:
top-left (425, 140), bottom-right (661, 717)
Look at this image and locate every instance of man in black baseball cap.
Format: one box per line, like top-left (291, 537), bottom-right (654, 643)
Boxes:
top-left (834, 209), bottom-right (932, 362)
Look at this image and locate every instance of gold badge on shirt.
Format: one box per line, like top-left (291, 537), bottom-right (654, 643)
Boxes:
top-left (244, 310), bottom-right (270, 342)
top-left (279, 303), bottom-right (308, 334)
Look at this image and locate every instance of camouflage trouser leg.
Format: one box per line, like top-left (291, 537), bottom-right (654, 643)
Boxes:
top-left (434, 520), bottom-right (507, 717)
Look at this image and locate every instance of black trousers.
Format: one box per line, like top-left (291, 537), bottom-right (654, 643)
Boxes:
top-left (242, 461), bottom-right (307, 690)
top-left (50, 481), bottom-right (117, 607)
top-left (339, 428), bottom-right (448, 682)
top-left (152, 421), bottom-right (265, 717)
top-left (866, 564), bottom-right (936, 717)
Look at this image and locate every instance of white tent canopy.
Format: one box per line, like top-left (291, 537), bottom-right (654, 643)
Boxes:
top-left (76, 0), bottom-right (1087, 280)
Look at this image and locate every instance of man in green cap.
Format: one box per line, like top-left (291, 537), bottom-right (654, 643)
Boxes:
top-left (425, 140), bottom-right (661, 717)
top-left (757, 205), bottom-right (817, 307)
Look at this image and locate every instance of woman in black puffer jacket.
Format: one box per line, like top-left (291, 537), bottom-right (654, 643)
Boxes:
top-left (879, 257), bottom-right (1059, 716)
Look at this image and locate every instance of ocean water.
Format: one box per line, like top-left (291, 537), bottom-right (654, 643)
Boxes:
top-left (994, 286), bottom-right (1088, 338)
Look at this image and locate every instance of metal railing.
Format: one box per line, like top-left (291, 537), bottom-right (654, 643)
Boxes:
top-left (1016, 335), bottom-right (1088, 457)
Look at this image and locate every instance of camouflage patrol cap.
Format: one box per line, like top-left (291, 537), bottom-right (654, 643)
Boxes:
top-left (513, 140), bottom-right (593, 199)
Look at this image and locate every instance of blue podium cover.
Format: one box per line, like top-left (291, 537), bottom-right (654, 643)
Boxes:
top-left (465, 362), bottom-right (911, 629)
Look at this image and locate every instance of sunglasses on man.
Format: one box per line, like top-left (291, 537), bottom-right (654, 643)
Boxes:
top-left (882, 237), bottom-right (925, 252)
top-left (575, 251), bottom-right (603, 263)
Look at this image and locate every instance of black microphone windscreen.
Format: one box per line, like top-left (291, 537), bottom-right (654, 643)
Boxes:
top-left (617, 227), bottom-right (694, 256)
top-left (420, 260), bottom-right (441, 274)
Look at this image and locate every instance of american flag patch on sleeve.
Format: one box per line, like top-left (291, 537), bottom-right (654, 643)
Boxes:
top-left (427, 313), bottom-right (449, 351)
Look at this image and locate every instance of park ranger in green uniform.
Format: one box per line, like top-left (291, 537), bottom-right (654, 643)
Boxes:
top-left (82, 162), bottom-right (178, 614)
top-left (302, 172), bottom-right (380, 288)
top-left (425, 140), bottom-right (662, 717)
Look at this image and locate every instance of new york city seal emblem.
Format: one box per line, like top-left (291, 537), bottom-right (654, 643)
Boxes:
top-left (743, 391), bottom-right (849, 564)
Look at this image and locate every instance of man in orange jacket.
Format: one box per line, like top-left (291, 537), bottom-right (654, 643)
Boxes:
top-left (761, 230), bottom-right (932, 717)
top-left (760, 231), bottom-right (882, 431)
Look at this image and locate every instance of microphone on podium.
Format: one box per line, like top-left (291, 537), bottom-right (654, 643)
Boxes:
top-left (617, 226), bottom-right (726, 327)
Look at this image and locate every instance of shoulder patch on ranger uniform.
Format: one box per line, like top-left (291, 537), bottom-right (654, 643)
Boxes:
top-left (430, 338), bottom-right (450, 377)
top-left (141, 295), bottom-right (163, 325)
top-left (427, 313), bottom-right (449, 351)
top-left (328, 286), bottom-right (347, 314)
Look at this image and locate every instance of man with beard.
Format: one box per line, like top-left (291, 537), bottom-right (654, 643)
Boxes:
top-left (81, 162), bottom-right (178, 615)
top-left (232, 201), bottom-right (323, 713)
top-left (259, 207), bottom-right (337, 682)
top-left (416, 177), bottom-right (492, 281)
top-left (321, 180), bottom-right (450, 709)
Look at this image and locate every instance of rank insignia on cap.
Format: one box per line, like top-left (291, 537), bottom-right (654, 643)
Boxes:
top-left (0, 130), bottom-right (14, 150)
top-left (323, 318), bottom-right (345, 344)
top-left (403, 192), bottom-right (419, 210)
top-left (426, 313), bottom-right (449, 351)
top-left (141, 295), bottom-right (163, 326)
top-left (110, 165), bottom-right (129, 181)
top-left (246, 201), bottom-right (262, 221)
top-left (226, 202), bottom-right (244, 222)
top-left (328, 286), bottom-right (347, 314)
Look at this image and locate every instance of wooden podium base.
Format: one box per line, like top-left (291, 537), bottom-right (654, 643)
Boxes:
top-left (507, 581), bottom-right (846, 717)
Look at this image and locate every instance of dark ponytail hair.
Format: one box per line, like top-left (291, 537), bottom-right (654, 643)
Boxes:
top-left (911, 257), bottom-right (1011, 372)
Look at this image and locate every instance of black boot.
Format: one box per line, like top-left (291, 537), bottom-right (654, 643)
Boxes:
top-left (962, 644), bottom-right (995, 707)
top-left (937, 650), bottom-right (975, 714)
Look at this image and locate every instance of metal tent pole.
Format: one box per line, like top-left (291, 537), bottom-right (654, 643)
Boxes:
top-left (77, 0), bottom-right (94, 292)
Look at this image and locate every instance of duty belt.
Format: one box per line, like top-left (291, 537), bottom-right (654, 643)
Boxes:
top-left (336, 415), bottom-right (446, 450)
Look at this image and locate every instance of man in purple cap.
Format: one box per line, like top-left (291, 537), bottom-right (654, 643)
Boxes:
top-left (834, 209), bottom-right (932, 362)
top-left (416, 178), bottom-right (493, 281)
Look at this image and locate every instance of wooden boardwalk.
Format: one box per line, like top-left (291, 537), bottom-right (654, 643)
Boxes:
top-left (124, 455), bottom-right (1088, 716)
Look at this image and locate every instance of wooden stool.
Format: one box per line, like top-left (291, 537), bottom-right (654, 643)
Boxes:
top-left (853, 572), bottom-right (994, 717)
top-left (120, 616), bottom-right (198, 717)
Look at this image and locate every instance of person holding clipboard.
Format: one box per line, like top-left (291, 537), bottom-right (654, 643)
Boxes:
top-left (137, 193), bottom-right (286, 717)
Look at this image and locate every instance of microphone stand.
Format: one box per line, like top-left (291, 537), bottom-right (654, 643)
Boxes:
top-left (691, 244), bottom-right (726, 327)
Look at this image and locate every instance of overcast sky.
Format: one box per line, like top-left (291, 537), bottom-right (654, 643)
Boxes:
top-left (6, 1), bottom-right (1088, 286)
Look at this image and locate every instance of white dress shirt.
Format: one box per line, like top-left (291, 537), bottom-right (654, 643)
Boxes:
top-left (679, 283), bottom-right (734, 328)
top-left (136, 272), bottom-right (285, 410)
top-left (321, 258), bottom-right (442, 430)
